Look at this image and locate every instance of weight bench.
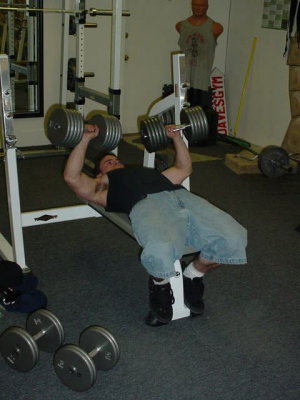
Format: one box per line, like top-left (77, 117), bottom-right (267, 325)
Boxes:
top-left (88, 202), bottom-right (195, 321)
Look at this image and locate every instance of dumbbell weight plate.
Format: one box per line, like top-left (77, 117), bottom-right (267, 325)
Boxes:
top-left (107, 116), bottom-right (123, 150)
top-left (79, 326), bottom-right (120, 371)
top-left (66, 109), bottom-right (79, 146)
top-left (46, 107), bottom-right (69, 146)
top-left (54, 344), bottom-right (97, 392)
top-left (161, 107), bottom-right (175, 125)
top-left (88, 113), bottom-right (122, 153)
top-left (180, 106), bottom-right (209, 145)
top-left (65, 108), bottom-right (84, 147)
top-left (26, 309), bottom-right (65, 353)
top-left (140, 116), bottom-right (168, 153)
top-left (0, 326), bottom-right (39, 372)
top-left (258, 145), bottom-right (291, 178)
top-left (199, 108), bottom-right (209, 138)
top-left (46, 107), bottom-right (83, 147)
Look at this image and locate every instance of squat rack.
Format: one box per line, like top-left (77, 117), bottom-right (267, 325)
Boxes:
top-left (59, 0), bottom-right (127, 117)
top-left (1, 0), bottom-right (39, 112)
top-left (0, 0), bottom-right (129, 269)
top-left (0, 1), bottom-right (192, 321)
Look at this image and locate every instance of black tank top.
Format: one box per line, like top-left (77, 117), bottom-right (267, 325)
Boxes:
top-left (105, 166), bottom-right (182, 214)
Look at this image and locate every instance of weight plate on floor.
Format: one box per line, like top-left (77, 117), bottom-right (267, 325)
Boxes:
top-left (79, 326), bottom-right (120, 371)
top-left (258, 145), bottom-right (291, 178)
top-left (54, 344), bottom-right (97, 392)
top-left (0, 326), bottom-right (39, 372)
top-left (26, 309), bottom-right (64, 353)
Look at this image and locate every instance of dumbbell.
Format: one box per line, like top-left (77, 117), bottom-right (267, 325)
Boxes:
top-left (0, 309), bottom-right (64, 372)
top-left (45, 106), bottom-right (122, 153)
top-left (53, 325), bottom-right (120, 392)
top-left (140, 106), bottom-right (212, 153)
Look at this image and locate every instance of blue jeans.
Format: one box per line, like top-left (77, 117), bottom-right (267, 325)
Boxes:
top-left (129, 189), bottom-right (247, 279)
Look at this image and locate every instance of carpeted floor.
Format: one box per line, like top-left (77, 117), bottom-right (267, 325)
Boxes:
top-left (0, 138), bottom-right (299, 400)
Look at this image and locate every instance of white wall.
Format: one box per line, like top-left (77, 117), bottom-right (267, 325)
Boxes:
top-left (226, 0), bottom-right (290, 146)
top-left (8, 0), bottom-right (291, 148)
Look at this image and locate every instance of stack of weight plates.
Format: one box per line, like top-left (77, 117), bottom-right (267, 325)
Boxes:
top-left (140, 116), bottom-right (168, 153)
top-left (88, 113), bottom-right (122, 153)
top-left (180, 106), bottom-right (209, 145)
top-left (46, 107), bottom-right (83, 147)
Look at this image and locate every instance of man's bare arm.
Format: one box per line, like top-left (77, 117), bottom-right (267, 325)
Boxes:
top-left (213, 21), bottom-right (223, 39)
top-left (175, 21), bottom-right (182, 33)
top-left (162, 127), bottom-right (192, 184)
top-left (64, 125), bottom-right (107, 205)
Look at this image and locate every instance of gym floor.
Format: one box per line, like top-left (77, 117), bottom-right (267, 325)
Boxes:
top-left (0, 138), bottom-right (299, 399)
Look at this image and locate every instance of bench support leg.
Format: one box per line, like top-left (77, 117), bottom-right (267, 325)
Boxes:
top-left (170, 260), bottom-right (191, 320)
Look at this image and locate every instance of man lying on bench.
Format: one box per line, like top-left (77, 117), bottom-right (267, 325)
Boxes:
top-left (63, 124), bottom-right (247, 326)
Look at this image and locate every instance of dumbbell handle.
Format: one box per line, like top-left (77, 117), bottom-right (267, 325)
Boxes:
top-left (32, 329), bottom-right (46, 342)
top-left (88, 342), bottom-right (108, 359)
top-left (142, 123), bottom-right (190, 139)
top-left (169, 123), bottom-right (191, 133)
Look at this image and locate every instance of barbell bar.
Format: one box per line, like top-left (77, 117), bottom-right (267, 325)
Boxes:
top-left (0, 309), bottom-right (64, 372)
top-left (0, 6), bottom-right (130, 16)
top-left (45, 106), bottom-right (122, 153)
top-left (54, 325), bottom-right (120, 392)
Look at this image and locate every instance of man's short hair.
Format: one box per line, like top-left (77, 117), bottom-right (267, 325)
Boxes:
top-left (93, 152), bottom-right (117, 176)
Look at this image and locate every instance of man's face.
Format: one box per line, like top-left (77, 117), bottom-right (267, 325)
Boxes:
top-left (98, 154), bottom-right (124, 174)
top-left (191, 0), bottom-right (208, 17)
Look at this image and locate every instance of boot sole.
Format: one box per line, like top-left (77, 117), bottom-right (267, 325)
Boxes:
top-left (184, 300), bottom-right (205, 315)
top-left (145, 309), bottom-right (172, 326)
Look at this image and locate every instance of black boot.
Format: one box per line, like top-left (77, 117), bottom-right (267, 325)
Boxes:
top-left (145, 278), bottom-right (174, 326)
top-left (183, 276), bottom-right (205, 315)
